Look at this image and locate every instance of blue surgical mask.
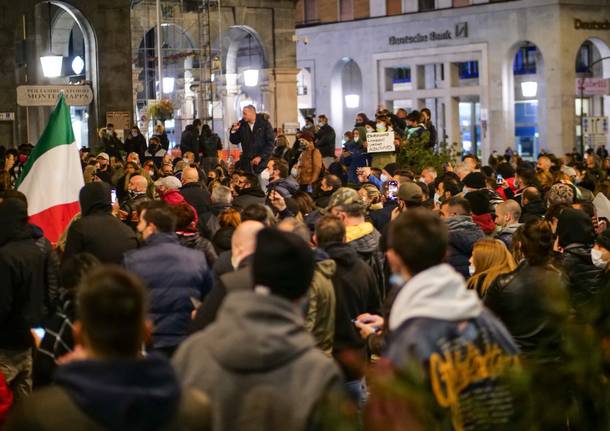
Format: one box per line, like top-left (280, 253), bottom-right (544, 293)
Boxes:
top-left (376, 123), bottom-right (386, 132)
top-left (380, 174), bottom-right (389, 183)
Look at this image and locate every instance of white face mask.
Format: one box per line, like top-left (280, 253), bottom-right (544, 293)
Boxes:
top-left (260, 169), bottom-right (271, 181)
top-left (376, 123), bottom-right (386, 132)
top-left (468, 264), bottom-right (476, 276)
top-left (380, 174), bottom-right (389, 183)
top-left (591, 248), bottom-right (607, 269)
top-left (291, 166), bottom-right (299, 178)
top-left (354, 136), bottom-right (360, 143)
top-left (366, 127), bottom-right (374, 133)
top-left (433, 192), bottom-right (441, 204)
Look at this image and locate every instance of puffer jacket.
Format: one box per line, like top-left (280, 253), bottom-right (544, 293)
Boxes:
top-left (446, 216), bottom-right (485, 279)
top-left (557, 244), bottom-right (605, 321)
top-left (484, 261), bottom-right (569, 362)
top-left (305, 254), bottom-right (336, 357)
top-left (177, 231), bottom-right (218, 267)
top-left (124, 233), bottom-right (213, 349)
top-left (297, 146), bottom-right (322, 186)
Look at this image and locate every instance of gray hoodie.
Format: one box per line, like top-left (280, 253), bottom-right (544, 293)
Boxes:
top-left (172, 290), bottom-right (342, 431)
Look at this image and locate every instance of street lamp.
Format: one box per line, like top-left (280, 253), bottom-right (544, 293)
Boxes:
top-left (40, 2), bottom-right (63, 78)
top-left (162, 77), bottom-right (175, 93)
top-left (344, 94), bottom-right (360, 109)
top-left (521, 81), bottom-right (538, 98)
top-left (579, 56), bottom-right (610, 155)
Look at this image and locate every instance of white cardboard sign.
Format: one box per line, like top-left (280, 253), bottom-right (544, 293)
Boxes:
top-left (366, 131), bottom-right (395, 153)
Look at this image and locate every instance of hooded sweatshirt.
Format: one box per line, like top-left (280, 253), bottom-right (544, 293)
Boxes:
top-left (173, 291), bottom-right (341, 431)
top-left (385, 264), bottom-right (520, 431)
top-left (55, 357), bottom-right (181, 431)
top-left (0, 199), bottom-right (47, 350)
top-left (6, 356), bottom-right (211, 431)
top-left (63, 182), bottom-right (138, 264)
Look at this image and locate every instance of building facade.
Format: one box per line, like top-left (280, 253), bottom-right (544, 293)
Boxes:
top-left (296, 0), bottom-right (610, 160)
top-left (0, 0), bottom-right (298, 150)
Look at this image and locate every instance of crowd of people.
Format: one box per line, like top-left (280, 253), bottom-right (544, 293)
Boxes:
top-left (3, 103), bottom-right (610, 430)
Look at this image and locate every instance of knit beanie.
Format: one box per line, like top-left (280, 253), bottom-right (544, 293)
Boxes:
top-left (253, 228), bottom-right (315, 300)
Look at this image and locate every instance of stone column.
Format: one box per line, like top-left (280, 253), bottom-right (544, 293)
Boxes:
top-left (260, 69), bottom-right (275, 124)
top-left (221, 73), bottom-right (242, 154)
top-left (271, 67), bottom-right (299, 131)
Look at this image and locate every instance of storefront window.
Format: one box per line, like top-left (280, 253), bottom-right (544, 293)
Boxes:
top-left (419, 0), bottom-right (435, 11)
top-left (459, 100), bottom-right (481, 155)
top-left (458, 61), bottom-right (479, 80)
top-left (513, 46), bottom-right (537, 75)
top-left (515, 100), bottom-right (538, 157)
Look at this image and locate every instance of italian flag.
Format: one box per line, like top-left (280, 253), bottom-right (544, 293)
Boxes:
top-left (17, 94), bottom-right (84, 244)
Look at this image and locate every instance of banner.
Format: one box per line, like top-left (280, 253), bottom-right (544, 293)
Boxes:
top-left (367, 131), bottom-right (396, 153)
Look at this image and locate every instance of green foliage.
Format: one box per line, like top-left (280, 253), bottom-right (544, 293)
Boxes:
top-left (396, 134), bottom-right (459, 173)
top-left (148, 99), bottom-right (174, 121)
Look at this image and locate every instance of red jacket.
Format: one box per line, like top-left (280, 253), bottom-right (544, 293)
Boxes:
top-left (0, 372), bottom-right (13, 428)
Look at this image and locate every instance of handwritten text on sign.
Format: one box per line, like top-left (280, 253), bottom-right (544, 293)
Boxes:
top-left (367, 132), bottom-right (396, 153)
top-left (17, 85), bottom-right (93, 107)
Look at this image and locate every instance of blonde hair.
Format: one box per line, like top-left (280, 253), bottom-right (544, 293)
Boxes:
top-left (467, 238), bottom-right (516, 297)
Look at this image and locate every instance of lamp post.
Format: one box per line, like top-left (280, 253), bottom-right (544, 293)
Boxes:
top-left (579, 56), bottom-right (610, 155)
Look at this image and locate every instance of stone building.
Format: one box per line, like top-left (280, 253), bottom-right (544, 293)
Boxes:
top-left (296, 0), bottom-right (610, 160)
top-left (0, 0), bottom-right (298, 150)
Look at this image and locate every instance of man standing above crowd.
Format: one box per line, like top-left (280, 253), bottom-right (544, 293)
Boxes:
top-left (229, 105), bottom-right (274, 175)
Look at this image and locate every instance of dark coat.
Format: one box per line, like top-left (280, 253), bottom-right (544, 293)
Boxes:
top-left (180, 127), bottom-right (200, 157)
top-left (64, 183), bottom-right (138, 265)
top-left (557, 244), bottom-right (606, 321)
top-left (200, 133), bottom-right (222, 158)
top-left (315, 124), bottom-right (336, 157)
top-left (484, 262), bottom-right (568, 362)
top-left (124, 134), bottom-right (147, 161)
top-left (229, 114), bottom-right (274, 174)
top-left (7, 356), bottom-right (211, 431)
top-left (322, 242), bottom-right (381, 379)
top-left (124, 233), bottom-right (213, 349)
top-left (177, 232), bottom-right (218, 267)
top-left (233, 187), bottom-right (266, 210)
top-left (446, 216), bottom-right (485, 279)
top-left (180, 182), bottom-right (212, 218)
top-left (520, 199), bottom-right (546, 223)
top-left (0, 200), bottom-right (47, 350)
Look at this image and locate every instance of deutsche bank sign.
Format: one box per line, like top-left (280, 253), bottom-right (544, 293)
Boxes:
top-left (389, 22), bottom-right (469, 46)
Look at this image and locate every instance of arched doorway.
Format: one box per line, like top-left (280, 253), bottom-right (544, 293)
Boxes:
top-left (135, 24), bottom-right (197, 146)
top-left (574, 38), bottom-right (610, 153)
top-left (214, 26), bottom-right (268, 138)
top-left (507, 41), bottom-right (545, 158)
top-left (330, 58), bottom-right (362, 138)
top-left (16, 1), bottom-right (98, 147)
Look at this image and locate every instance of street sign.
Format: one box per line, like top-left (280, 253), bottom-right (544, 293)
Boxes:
top-left (17, 85), bottom-right (93, 107)
top-left (576, 78), bottom-right (609, 96)
top-left (0, 112), bottom-right (15, 121)
top-left (106, 111), bottom-right (131, 131)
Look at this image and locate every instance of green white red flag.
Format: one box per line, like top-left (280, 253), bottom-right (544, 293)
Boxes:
top-left (17, 94), bottom-right (84, 244)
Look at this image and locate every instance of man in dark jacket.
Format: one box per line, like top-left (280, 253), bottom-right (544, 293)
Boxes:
top-left (119, 175), bottom-right (150, 230)
top-left (173, 228), bottom-right (350, 431)
top-left (520, 186), bottom-right (546, 223)
top-left (382, 210), bottom-right (520, 431)
top-left (229, 105), bottom-right (274, 174)
top-left (0, 199), bottom-right (47, 402)
top-left (263, 157), bottom-right (299, 199)
top-left (101, 123), bottom-right (123, 159)
top-left (190, 220), bottom-right (264, 333)
top-left (179, 123), bottom-right (200, 159)
top-left (7, 267), bottom-right (211, 431)
top-left (180, 167), bottom-right (211, 218)
top-left (315, 114), bottom-right (336, 168)
top-left (233, 173), bottom-right (266, 210)
top-left (315, 215), bottom-right (381, 405)
top-left (64, 183), bottom-right (138, 264)
top-left (124, 202), bottom-right (213, 357)
top-left (441, 196), bottom-right (484, 279)
top-left (556, 207), bottom-right (605, 321)
top-left (199, 124), bottom-right (222, 173)
top-left (315, 175), bottom-right (342, 209)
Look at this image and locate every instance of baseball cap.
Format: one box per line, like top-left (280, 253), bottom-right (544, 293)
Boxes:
top-left (397, 182), bottom-right (423, 203)
top-left (324, 187), bottom-right (363, 213)
top-left (154, 176), bottom-right (182, 190)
